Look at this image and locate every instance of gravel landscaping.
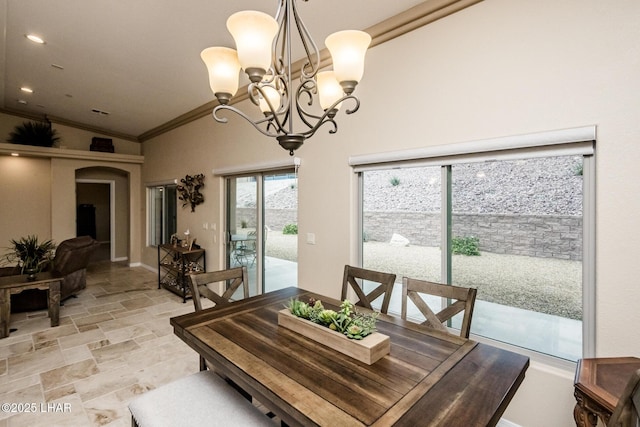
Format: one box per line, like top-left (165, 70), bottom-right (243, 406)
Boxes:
top-left (261, 155), bottom-right (584, 320)
top-left (267, 232), bottom-right (582, 320)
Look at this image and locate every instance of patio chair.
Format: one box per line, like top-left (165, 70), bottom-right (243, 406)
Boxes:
top-left (128, 370), bottom-right (272, 427)
top-left (234, 231), bottom-right (257, 266)
top-left (341, 265), bottom-right (396, 314)
top-left (608, 368), bottom-right (640, 427)
top-left (401, 277), bottom-right (477, 338)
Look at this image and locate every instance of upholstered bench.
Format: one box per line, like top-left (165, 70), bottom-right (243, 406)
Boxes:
top-left (128, 370), bottom-right (273, 427)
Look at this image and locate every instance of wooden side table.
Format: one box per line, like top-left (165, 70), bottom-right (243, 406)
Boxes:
top-left (574, 357), bottom-right (640, 426)
top-left (0, 272), bottom-right (62, 338)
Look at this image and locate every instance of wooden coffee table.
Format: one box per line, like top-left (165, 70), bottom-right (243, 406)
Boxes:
top-left (574, 357), bottom-right (640, 426)
top-left (0, 272), bottom-right (62, 338)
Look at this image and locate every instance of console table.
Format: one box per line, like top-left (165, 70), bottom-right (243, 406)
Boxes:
top-left (158, 244), bottom-right (206, 302)
top-left (574, 357), bottom-right (640, 426)
top-left (0, 272), bottom-right (61, 338)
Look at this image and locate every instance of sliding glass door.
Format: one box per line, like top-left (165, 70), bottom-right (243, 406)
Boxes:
top-left (226, 171), bottom-right (298, 296)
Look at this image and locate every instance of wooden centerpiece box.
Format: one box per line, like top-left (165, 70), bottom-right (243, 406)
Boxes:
top-left (277, 309), bottom-right (390, 365)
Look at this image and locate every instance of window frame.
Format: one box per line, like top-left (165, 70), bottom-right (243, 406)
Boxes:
top-left (353, 126), bottom-right (595, 365)
top-left (146, 181), bottom-right (178, 247)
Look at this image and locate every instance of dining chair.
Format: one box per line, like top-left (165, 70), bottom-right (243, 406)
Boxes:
top-left (128, 370), bottom-right (273, 427)
top-left (401, 276), bottom-right (477, 338)
top-left (189, 266), bottom-right (249, 370)
top-left (189, 266), bottom-right (249, 311)
top-left (608, 368), bottom-right (640, 427)
top-left (341, 265), bottom-right (396, 314)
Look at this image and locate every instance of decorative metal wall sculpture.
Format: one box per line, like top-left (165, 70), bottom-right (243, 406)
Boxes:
top-left (177, 174), bottom-right (205, 212)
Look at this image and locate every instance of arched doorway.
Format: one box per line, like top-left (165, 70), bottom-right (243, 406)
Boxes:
top-left (76, 167), bottom-right (130, 262)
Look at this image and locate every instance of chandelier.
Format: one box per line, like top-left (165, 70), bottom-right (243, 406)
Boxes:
top-left (201, 0), bottom-right (371, 155)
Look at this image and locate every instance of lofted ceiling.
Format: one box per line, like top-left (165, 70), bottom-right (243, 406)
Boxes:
top-left (0, 0), bottom-right (427, 142)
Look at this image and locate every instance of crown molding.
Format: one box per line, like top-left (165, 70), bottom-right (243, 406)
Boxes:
top-left (0, 142), bottom-right (144, 164)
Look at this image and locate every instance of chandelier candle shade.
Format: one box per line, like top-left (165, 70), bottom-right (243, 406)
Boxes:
top-left (201, 0), bottom-right (371, 155)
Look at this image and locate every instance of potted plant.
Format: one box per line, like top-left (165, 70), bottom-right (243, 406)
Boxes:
top-left (288, 298), bottom-right (379, 339)
top-left (4, 235), bottom-right (56, 280)
top-left (279, 297), bottom-right (390, 364)
top-left (7, 121), bottom-right (60, 147)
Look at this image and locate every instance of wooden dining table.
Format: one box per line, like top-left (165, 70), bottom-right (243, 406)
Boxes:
top-left (170, 287), bottom-right (529, 427)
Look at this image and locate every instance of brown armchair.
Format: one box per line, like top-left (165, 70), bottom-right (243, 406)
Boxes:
top-left (3, 236), bottom-right (100, 312)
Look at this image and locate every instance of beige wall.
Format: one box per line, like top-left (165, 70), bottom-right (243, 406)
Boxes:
top-left (0, 156), bottom-right (51, 251)
top-left (141, 0), bottom-right (640, 425)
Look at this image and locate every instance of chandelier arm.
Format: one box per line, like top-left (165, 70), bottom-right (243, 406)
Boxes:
top-left (275, 0), bottom-right (285, 20)
top-left (294, 82), bottom-right (318, 129)
top-left (341, 95), bottom-right (361, 115)
top-left (297, 94), bottom-right (361, 125)
top-left (291, 0), bottom-right (320, 80)
top-left (297, 116), bottom-right (338, 139)
top-left (252, 84), bottom-right (290, 133)
top-left (213, 105), bottom-right (283, 138)
top-left (276, 75), bottom-right (292, 116)
top-left (296, 96), bottom-right (360, 138)
top-left (273, 4), bottom-right (288, 77)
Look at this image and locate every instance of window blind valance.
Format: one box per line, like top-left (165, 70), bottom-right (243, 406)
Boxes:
top-left (350, 126), bottom-right (595, 172)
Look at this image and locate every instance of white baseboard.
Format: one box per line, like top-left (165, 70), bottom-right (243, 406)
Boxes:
top-left (140, 263), bottom-right (157, 274)
top-left (113, 257), bottom-right (128, 262)
top-left (498, 419), bottom-right (521, 427)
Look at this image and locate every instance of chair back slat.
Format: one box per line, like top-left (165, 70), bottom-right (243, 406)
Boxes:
top-left (341, 265), bottom-right (396, 314)
top-left (189, 267), bottom-right (250, 371)
top-left (401, 277), bottom-right (477, 338)
top-left (189, 267), bottom-right (249, 311)
top-left (407, 290), bottom-right (449, 333)
top-left (437, 300), bottom-right (468, 323)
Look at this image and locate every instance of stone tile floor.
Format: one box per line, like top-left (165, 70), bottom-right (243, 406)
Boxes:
top-left (0, 261), bottom-right (279, 426)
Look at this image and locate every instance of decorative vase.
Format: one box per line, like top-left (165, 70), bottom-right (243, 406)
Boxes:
top-left (25, 268), bottom-right (38, 281)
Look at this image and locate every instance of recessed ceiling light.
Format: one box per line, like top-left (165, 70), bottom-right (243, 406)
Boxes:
top-left (17, 99), bottom-right (28, 105)
top-left (26, 34), bottom-right (45, 44)
top-left (11, 153), bottom-right (20, 157)
top-left (20, 87), bottom-right (33, 93)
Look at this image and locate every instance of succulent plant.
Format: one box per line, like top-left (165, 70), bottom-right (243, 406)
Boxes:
top-left (287, 297), bottom-right (379, 340)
